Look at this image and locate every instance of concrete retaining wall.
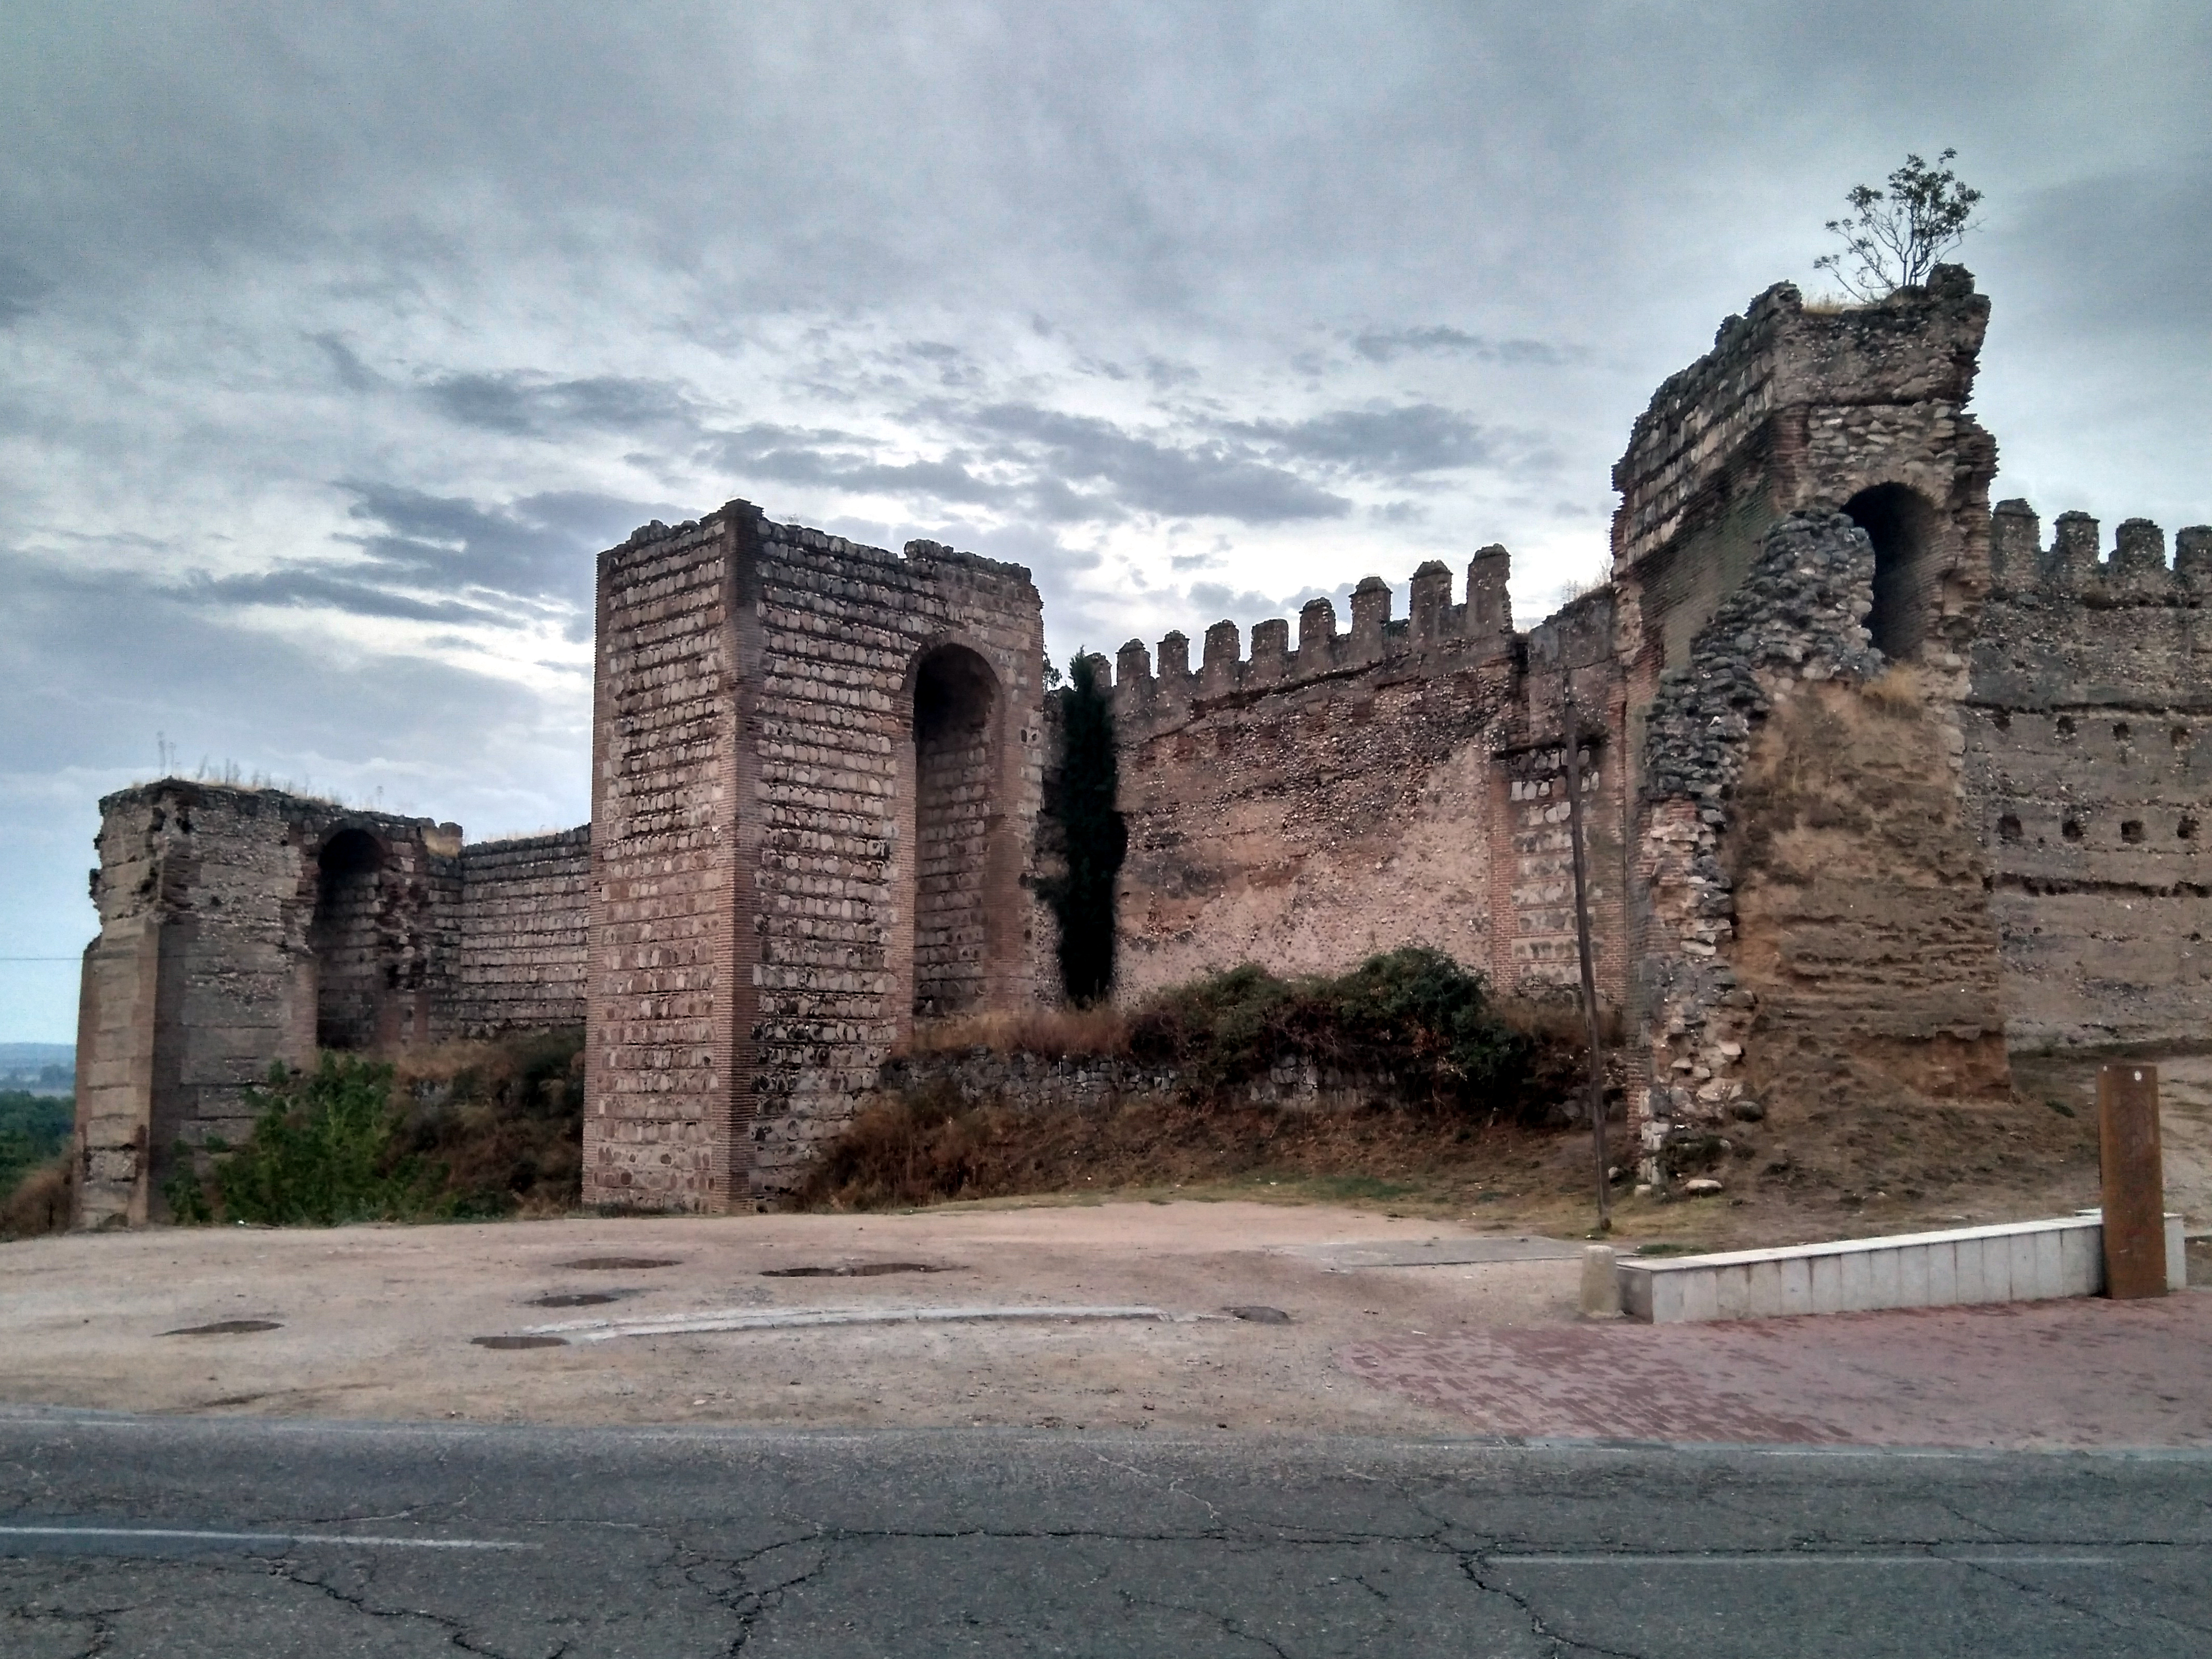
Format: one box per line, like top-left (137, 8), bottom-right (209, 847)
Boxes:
top-left (1618, 1212), bottom-right (2187, 1323)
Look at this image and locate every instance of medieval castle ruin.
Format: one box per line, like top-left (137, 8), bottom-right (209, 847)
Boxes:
top-left (71, 267), bottom-right (2212, 1223)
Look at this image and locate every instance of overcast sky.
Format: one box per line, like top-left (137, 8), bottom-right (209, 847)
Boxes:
top-left (3, 2), bottom-right (2207, 1040)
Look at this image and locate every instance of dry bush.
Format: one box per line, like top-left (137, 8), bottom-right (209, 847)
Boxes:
top-left (792, 1082), bottom-right (1556, 1214)
top-left (1860, 664), bottom-right (1925, 718)
top-left (906, 1004), bottom-right (1129, 1059)
top-left (388, 1029), bottom-right (585, 1216)
top-left (0, 1158), bottom-right (74, 1240)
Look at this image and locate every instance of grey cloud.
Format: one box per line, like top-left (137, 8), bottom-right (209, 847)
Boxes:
top-left (1351, 326), bottom-right (1582, 367)
top-left (189, 567), bottom-right (519, 628)
top-left (1232, 403), bottom-right (1498, 477)
top-left (956, 403), bottom-right (1351, 523)
top-left (0, 550), bottom-right (565, 783)
top-left (299, 485), bottom-right (683, 640)
top-left (0, 258), bottom-right (51, 325)
top-left (425, 373), bottom-right (696, 439)
top-left (314, 332), bottom-right (379, 392)
top-left (707, 424), bottom-right (1012, 508)
top-left (1185, 582), bottom-right (1286, 619)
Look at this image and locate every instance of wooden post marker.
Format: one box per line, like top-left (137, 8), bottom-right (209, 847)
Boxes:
top-left (2098, 1064), bottom-right (2166, 1299)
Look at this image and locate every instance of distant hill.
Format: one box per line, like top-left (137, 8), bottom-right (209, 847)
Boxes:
top-left (0, 1044), bottom-right (73, 1097)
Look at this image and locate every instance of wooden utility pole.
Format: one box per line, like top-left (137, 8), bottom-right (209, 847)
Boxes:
top-left (2098, 1064), bottom-right (2166, 1298)
top-left (1562, 696), bottom-right (1611, 1232)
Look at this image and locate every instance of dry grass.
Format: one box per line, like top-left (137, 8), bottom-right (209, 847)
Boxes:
top-left (387, 1029), bottom-right (585, 1216)
top-left (904, 1004), bottom-right (1130, 1059)
top-left (1860, 664), bottom-right (1926, 717)
top-left (792, 1082), bottom-right (1593, 1215)
top-left (0, 1158), bottom-right (73, 1240)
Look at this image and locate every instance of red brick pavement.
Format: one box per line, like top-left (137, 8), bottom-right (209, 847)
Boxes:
top-left (1338, 1292), bottom-right (2212, 1448)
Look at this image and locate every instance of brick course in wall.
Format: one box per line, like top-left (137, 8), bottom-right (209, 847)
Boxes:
top-left (584, 504), bottom-right (1048, 1207)
top-left (453, 828), bottom-right (591, 1036)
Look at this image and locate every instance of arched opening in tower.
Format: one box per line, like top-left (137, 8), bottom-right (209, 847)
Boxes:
top-left (911, 645), bottom-right (1000, 1019)
top-left (1844, 482), bottom-right (1942, 661)
top-left (312, 827), bottom-right (386, 1050)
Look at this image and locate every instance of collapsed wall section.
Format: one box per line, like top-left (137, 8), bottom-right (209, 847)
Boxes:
top-left (1608, 270), bottom-right (2006, 1164)
top-left (452, 828), bottom-right (591, 1036)
top-left (1967, 504), bottom-right (2212, 1045)
top-left (73, 783), bottom-right (461, 1226)
top-left (1612, 267), bottom-right (1997, 681)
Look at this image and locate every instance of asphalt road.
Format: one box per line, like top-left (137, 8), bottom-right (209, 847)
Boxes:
top-left (2, 1411), bottom-right (2206, 1656)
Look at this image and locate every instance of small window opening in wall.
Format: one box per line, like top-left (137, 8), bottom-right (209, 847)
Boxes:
top-left (1991, 709), bottom-right (2011, 732)
top-left (2056, 715), bottom-right (2077, 738)
top-left (1844, 482), bottom-right (1940, 661)
top-left (2121, 820), bottom-right (2146, 843)
top-left (2114, 722), bottom-right (2133, 742)
top-left (1997, 814), bottom-right (2023, 842)
top-left (2180, 818), bottom-right (2199, 841)
top-left (2062, 818), bottom-right (2085, 842)
top-left (2174, 725), bottom-right (2192, 748)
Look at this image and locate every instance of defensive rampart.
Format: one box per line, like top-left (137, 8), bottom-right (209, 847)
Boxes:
top-left (1100, 544), bottom-right (1634, 1020)
top-left (69, 264), bottom-right (2209, 1220)
top-left (452, 828), bottom-right (592, 1036)
top-left (1967, 504), bottom-right (2212, 1045)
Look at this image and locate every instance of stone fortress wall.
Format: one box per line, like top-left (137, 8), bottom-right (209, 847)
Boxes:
top-left (584, 505), bottom-right (1049, 1210)
top-left (1967, 505), bottom-right (2212, 1045)
top-left (71, 784), bottom-right (588, 1225)
top-left (1101, 547), bottom-right (1636, 1020)
top-left (70, 264), bottom-right (2211, 1219)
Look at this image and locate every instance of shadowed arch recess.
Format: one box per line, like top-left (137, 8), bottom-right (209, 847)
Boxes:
top-left (911, 645), bottom-right (1001, 1017)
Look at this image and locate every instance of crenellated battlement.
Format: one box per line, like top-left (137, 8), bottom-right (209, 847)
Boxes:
top-left (1108, 546), bottom-right (1515, 731)
top-left (1988, 500), bottom-right (2212, 600)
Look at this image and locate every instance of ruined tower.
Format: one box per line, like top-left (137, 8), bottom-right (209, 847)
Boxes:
top-left (583, 503), bottom-right (1050, 1208)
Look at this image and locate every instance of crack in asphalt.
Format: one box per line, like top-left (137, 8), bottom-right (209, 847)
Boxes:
top-left (1458, 1555), bottom-right (1648, 1659)
top-left (1951, 1551), bottom-right (2212, 1642)
top-left (258, 1550), bottom-right (546, 1659)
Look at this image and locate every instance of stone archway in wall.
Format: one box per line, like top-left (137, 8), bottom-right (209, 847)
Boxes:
top-left (1845, 482), bottom-right (1943, 662)
top-left (311, 827), bottom-right (388, 1051)
top-left (904, 643), bottom-right (1006, 1023)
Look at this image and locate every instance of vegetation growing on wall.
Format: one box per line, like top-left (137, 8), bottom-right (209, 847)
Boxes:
top-left (163, 1029), bottom-right (586, 1225)
top-left (798, 948), bottom-right (1582, 1211)
top-left (1041, 650), bottom-right (1126, 1004)
top-left (1124, 947), bottom-right (1530, 1109)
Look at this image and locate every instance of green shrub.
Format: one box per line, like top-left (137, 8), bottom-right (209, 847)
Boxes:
top-left (178, 1054), bottom-right (452, 1226)
top-left (0, 1090), bottom-right (73, 1206)
top-left (1125, 946), bottom-right (1533, 1114)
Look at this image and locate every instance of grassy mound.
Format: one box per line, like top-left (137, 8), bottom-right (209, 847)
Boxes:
top-left (798, 949), bottom-right (1595, 1211)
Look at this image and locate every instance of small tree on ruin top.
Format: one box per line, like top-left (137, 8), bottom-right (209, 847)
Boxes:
top-left (1814, 149), bottom-right (1982, 302)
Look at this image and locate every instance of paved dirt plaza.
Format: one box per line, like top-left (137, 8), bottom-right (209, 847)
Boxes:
top-left (4, 1199), bottom-right (2207, 1448)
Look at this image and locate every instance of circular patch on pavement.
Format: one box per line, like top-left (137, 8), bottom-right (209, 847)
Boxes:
top-left (472, 1335), bottom-right (569, 1349)
top-left (527, 1291), bottom-right (631, 1307)
top-left (1226, 1306), bottom-right (1292, 1325)
top-left (555, 1257), bottom-right (680, 1271)
top-left (161, 1319), bottom-right (282, 1336)
top-left (760, 1262), bottom-right (949, 1278)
